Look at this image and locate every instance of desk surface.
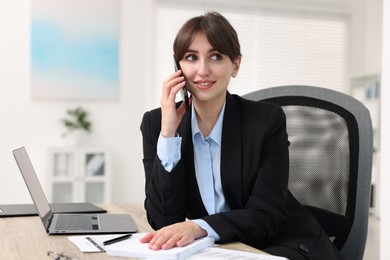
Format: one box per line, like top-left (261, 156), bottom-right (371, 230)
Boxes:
top-left (0, 203), bottom-right (265, 259)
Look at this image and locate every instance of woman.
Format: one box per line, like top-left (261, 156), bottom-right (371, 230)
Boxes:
top-left (140, 11), bottom-right (343, 260)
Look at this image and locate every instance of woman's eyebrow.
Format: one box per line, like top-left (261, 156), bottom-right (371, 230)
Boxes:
top-left (185, 48), bottom-right (217, 54)
top-left (185, 49), bottom-right (198, 54)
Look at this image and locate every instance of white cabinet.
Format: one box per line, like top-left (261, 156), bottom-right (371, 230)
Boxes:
top-left (48, 147), bottom-right (111, 203)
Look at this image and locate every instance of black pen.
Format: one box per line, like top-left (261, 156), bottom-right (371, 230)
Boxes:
top-left (103, 234), bottom-right (132, 246)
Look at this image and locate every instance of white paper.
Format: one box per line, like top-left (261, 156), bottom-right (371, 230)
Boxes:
top-left (68, 234), bottom-right (127, 253)
top-left (187, 246), bottom-right (289, 260)
top-left (105, 233), bottom-right (214, 259)
top-left (69, 234), bottom-right (287, 260)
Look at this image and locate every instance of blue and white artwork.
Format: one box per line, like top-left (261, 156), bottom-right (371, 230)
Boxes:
top-left (31, 0), bottom-right (119, 100)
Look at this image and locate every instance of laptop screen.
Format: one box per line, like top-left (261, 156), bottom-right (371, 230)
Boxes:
top-left (13, 147), bottom-right (52, 230)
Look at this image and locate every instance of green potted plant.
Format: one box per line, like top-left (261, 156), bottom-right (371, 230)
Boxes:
top-left (61, 107), bottom-right (92, 141)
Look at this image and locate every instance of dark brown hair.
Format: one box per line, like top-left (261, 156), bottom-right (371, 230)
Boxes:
top-left (173, 12), bottom-right (241, 62)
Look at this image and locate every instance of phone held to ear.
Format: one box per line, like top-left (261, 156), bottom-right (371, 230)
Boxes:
top-left (173, 55), bottom-right (190, 112)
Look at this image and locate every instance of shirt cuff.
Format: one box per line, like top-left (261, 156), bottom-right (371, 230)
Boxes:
top-left (191, 219), bottom-right (221, 241)
top-left (157, 132), bottom-right (182, 172)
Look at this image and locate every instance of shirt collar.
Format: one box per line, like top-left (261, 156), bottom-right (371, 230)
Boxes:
top-left (191, 101), bottom-right (226, 146)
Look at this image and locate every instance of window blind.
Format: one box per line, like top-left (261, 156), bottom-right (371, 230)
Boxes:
top-left (151, 4), bottom-right (347, 109)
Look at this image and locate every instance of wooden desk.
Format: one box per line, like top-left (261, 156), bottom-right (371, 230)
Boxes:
top-left (0, 203), bottom-right (266, 259)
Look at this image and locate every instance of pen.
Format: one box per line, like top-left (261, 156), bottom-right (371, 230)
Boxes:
top-left (103, 234), bottom-right (132, 246)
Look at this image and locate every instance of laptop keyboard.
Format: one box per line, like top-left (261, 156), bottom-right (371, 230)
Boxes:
top-left (55, 214), bottom-right (99, 230)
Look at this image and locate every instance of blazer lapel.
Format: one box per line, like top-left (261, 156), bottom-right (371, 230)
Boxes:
top-left (221, 93), bottom-right (243, 209)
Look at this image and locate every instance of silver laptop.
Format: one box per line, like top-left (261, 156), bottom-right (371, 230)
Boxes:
top-left (0, 202), bottom-right (107, 217)
top-left (13, 147), bottom-right (138, 235)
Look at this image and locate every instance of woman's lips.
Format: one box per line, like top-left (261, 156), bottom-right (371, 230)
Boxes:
top-left (194, 80), bottom-right (215, 90)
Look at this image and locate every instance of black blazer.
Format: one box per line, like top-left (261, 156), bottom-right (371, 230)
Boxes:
top-left (140, 93), bottom-right (342, 260)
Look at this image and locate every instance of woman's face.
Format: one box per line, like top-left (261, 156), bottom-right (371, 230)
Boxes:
top-left (179, 32), bottom-right (241, 105)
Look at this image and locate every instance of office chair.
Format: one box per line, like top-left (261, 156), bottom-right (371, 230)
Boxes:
top-left (243, 85), bottom-right (373, 260)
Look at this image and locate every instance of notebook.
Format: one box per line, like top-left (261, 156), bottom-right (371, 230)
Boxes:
top-left (0, 202), bottom-right (106, 217)
top-left (12, 147), bottom-right (138, 235)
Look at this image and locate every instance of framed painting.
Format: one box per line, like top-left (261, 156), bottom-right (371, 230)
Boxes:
top-left (31, 0), bottom-right (119, 100)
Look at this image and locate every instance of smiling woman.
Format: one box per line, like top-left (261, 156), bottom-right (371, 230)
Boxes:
top-left (140, 11), bottom-right (344, 260)
top-left (30, 0), bottom-right (119, 100)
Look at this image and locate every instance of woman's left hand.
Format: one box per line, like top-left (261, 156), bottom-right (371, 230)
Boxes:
top-left (139, 221), bottom-right (207, 250)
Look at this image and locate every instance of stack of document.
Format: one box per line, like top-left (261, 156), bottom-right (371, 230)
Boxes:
top-left (69, 233), bottom-right (214, 259)
top-left (69, 233), bottom-right (288, 259)
top-left (106, 233), bottom-right (214, 259)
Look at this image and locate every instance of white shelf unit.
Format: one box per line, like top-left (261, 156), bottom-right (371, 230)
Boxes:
top-left (48, 147), bottom-right (111, 204)
top-left (350, 73), bottom-right (381, 217)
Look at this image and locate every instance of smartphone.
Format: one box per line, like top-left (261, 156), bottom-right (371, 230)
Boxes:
top-left (173, 55), bottom-right (190, 112)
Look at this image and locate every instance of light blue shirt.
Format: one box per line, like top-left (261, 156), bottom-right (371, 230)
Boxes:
top-left (156, 103), bottom-right (229, 241)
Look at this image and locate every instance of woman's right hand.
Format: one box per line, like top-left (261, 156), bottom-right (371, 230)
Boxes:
top-left (160, 70), bottom-right (187, 137)
top-left (139, 221), bottom-right (207, 250)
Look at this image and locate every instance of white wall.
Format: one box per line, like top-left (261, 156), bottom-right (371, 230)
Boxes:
top-left (0, 0), bottom-right (383, 207)
top-left (348, 0), bottom-right (382, 75)
top-left (0, 0), bottom-right (155, 204)
top-left (380, 1), bottom-right (390, 259)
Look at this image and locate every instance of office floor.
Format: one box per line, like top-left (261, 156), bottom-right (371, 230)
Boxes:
top-left (363, 214), bottom-right (380, 260)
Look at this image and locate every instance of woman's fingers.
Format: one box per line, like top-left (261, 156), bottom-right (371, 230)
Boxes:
top-left (161, 71), bottom-right (185, 99)
top-left (162, 79), bottom-right (185, 103)
top-left (144, 222), bottom-right (205, 251)
top-left (139, 232), bottom-right (155, 243)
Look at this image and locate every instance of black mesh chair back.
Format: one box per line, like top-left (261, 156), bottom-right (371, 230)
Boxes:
top-left (243, 85), bottom-right (373, 260)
